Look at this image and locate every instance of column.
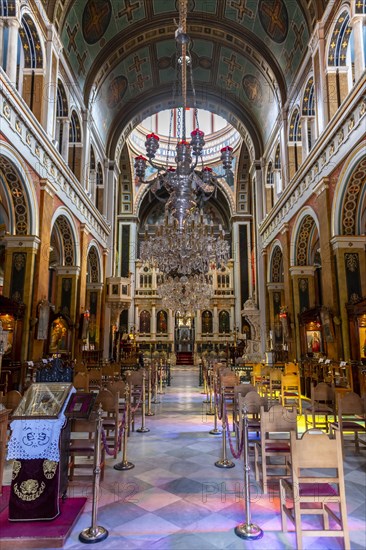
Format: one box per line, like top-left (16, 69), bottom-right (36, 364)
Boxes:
top-left (3, 236), bottom-right (40, 361)
top-left (0, 20), bottom-right (4, 69)
top-left (279, 224), bottom-right (295, 358)
top-left (134, 305), bottom-right (139, 332)
top-left (196, 309), bottom-right (201, 339)
top-left (313, 178), bottom-right (340, 358)
top-left (168, 309), bottom-right (174, 343)
top-left (213, 305), bottom-right (218, 338)
top-left (310, 24), bottom-right (329, 134)
top-left (75, 225), bottom-right (89, 361)
top-left (101, 249), bottom-right (110, 360)
top-left (252, 161), bottom-right (267, 354)
top-left (279, 108), bottom-right (289, 188)
top-left (87, 283), bottom-right (103, 351)
top-left (151, 304), bottom-right (156, 339)
top-left (40, 26), bottom-right (61, 131)
top-left (290, 266), bottom-right (316, 359)
top-left (61, 118), bottom-right (70, 161)
top-left (351, 15), bottom-right (366, 82)
top-left (29, 180), bottom-right (56, 359)
top-left (55, 266), bottom-right (80, 357)
top-left (267, 283), bottom-right (284, 340)
top-left (6, 18), bottom-right (20, 85)
top-left (81, 110), bottom-right (91, 189)
top-left (232, 222), bottom-right (242, 331)
top-left (331, 236), bottom-right (366, 361)
top-left (230, 305), bottom-right (235, 332)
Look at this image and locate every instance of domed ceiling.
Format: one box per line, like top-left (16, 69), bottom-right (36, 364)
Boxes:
top-left (44, 0), bottom-right (327, 157)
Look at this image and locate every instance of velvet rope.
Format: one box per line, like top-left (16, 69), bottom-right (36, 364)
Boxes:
top-left (224, 401), bottom-right (244, 460)
top-left (214, 383), bottom-right (223, 421)
top-left (130, 386), bottom-right (143, 414)
top-left (101, 411), bottom-right (126, 456)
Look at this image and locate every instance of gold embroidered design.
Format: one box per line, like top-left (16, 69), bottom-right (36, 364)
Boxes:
top-left (43, 460), bottom-right (58, 479)
top-left (12, 460), bottom-right (21, 480)
top-left (14, 479), bottom-right (46, 501)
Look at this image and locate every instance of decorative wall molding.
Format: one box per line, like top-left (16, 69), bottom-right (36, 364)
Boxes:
top-left (260, 78), bottom-right (366, 247)
top-left (0, 70), bottom-right (110, 247)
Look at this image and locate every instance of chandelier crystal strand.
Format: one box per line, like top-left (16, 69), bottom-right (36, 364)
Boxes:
top-left (158, 273), bottom-right (212, 313)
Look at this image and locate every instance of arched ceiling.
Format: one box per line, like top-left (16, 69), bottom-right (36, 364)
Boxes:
top-left (44, 0), bottom-right (327, 157)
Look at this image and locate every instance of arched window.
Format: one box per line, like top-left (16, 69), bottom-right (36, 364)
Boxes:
top-left (266, 161), bottom-right (274, 211)
top-left (202, 310), bottom-right (213, 334)
top-left (274, 142), bottom-right (282, 194)
top-left (219, 311), bottom-right (230, 334)
top-left (68, 110), bottom-right (82, 181)
top-left (302, 76), bottom-right (316, 153)
top-left (328, 11), bottom-right (352, 67)
top-left (157, 310), bottom-right (168, 334)
top-left (288, 108), bottom-right (302, 177)
top-left (140, 310), bottom-right (151, 334)
top-left (95, 162), bottom-right (104, 213)
top-left (18, 15), bottom-right (43, 118)
top-left (55, 80), bottom-right (68, 156)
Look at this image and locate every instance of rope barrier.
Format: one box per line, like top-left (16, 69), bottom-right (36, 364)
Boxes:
top-left (100, 411), bottom-right (126, 456)
top-left (225, 404), bottom-right (244, 459)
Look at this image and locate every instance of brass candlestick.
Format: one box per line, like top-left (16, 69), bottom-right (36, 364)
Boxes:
top-left (114, 384), bottom-right (135, 471)
top-left (215, 386), bottom-right (235, 468)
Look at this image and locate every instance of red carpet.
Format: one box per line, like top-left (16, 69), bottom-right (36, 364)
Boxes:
top-left (0, 486), bottom-right (86, 549)
top-left (176, 352), bottom-right (193, 365)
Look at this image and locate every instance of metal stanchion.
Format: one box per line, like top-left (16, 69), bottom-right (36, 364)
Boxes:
top-left (137, 370), bottom-right (150, 433)
top-left (114, 384), bottom-right (135, 471)
top-left (235, 404), bottom-right (263, 540)
top-left (206, 371), bottom-right (215, 415)
top-left (152, 363), bottom-right (160, 404)
top-left (79, 406), bottom-right (108, 543)
top-left (215, 386), bottom-right (235, 468)
top-left (209, 374), bottom-right (221, 435)
top-left (146, 364), bottom-right (155, 416)
top-left (158, 361), bottom-right (164, 394)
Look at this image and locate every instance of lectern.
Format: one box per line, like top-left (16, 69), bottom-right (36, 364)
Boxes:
top-left (7, 382), bottom-right (74, 521)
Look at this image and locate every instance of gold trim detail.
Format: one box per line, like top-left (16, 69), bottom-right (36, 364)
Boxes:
top-left (12, 460), bottom-right (21, 480)
top-left (13, 479), bottom-right (46, 501)
top-left (43, 459), bottom-right (58, 480)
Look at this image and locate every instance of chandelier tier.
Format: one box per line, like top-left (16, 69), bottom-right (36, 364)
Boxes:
top-left (134, 0), bottom-right (234, 231)
top-left (158, 274), bottom-right (212, 314)
top-left (141, 210), bottom-right (230, 277)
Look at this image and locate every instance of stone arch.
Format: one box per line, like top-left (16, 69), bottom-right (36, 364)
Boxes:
top-left (269, 244), bottom-right (284, 283)
top-left (87, 244), bottom-right (102, 284)
top-left (332, 144), bottom-right (366, 236)
top-left (292, 208), bottom-right (320, 267)
top-left (0, 145), bottom-right (38, 235)
top-left (50, 209), bottom-right (80, 267)
top-left (19, 12), bottom-right (44, 69)
top-left (327, 8), bottom-right (352, 67)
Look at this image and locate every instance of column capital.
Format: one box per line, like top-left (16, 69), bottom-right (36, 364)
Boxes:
top-left (46, 23), bottom-right (63, 55)
top-left (280, 223), bottom-right (289, 235)
top-left (312, 176), bottom-right (330, 197)
top-left (56, 266), bottom-right (81, 276)
top-left (3, 235), bottom-right (40, 251)
top-left (330, 236), bottom-right (366, 250)
top-left (87, 283), bottom-right (104, 291)
top-left (267, 282), bottom-right (284, 291)
top-left (289, 266), bottom-right (316, 277)
top-left (6, 17), bottom-right (21, 29)
top-left (40, 178), bottom-right (58, 197)
top-left (80, 223), bottom-right (90, 236)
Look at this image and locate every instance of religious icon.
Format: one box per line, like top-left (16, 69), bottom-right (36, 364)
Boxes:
top-left (307, 330), bottom-right (322, 354)
top-left (12, 383), bottom-right (73, 419)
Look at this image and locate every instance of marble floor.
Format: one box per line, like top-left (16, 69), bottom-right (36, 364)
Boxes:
top-left (5, 366), bottom-right (366, 549)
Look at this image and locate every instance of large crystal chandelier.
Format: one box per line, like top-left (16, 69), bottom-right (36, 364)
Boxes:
top-left (158, 274), bottom-right (212, 314)
top-left (141, 210), bottom-right (229, 276)
top-left (135, 0), bottom-right (234, 235)
top-left (135, 0), bottom-right (233, 309)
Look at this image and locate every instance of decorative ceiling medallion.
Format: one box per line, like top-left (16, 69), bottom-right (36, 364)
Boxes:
top-left (107, 76), bottom-right (128, 109)
top-left (242, 74), bottom-right (262, 104)
top-left (258, 0), bottom-right (288, 44)
top-left (82, 0), bottom-right (112, 45)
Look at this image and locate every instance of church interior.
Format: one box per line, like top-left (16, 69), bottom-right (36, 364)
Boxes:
top-left (0, 0), bottom-right (365, 548)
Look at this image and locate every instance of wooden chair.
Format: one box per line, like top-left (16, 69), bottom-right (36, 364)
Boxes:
top-left (235, 390), bottom-right (265, 452)
top-left (330, 391), bottom-right (366, 451)
top-left (304, 382), bottom-right (335, 432)
top-left (280, 430), bottom-right (350, 550)
top-left (73, 371), bottom-right (90, 392)
top-left (257, 366), bottom-right (271, 398)
top-left (251, 363), bottom-right (262, 389)
top-left (254, 404), bottom-right (298, 493)
top-left (284, 362), bottom-right (299, 375)
top-left (268, 368), bottom-right (283, 403)
top-left (87, 368), bottom-right (103, 391)
top-left (0, 390), bottom-right (22, 414)
top-left (95, 388), bottom-right (122, 458)
top-left (280, 373), bottom-right (302, 414)
top-left (69, 415), bottom-right (105, 481)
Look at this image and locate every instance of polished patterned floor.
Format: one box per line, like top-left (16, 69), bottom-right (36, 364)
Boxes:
top-left (5, 366), bottom-right (366, 549)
